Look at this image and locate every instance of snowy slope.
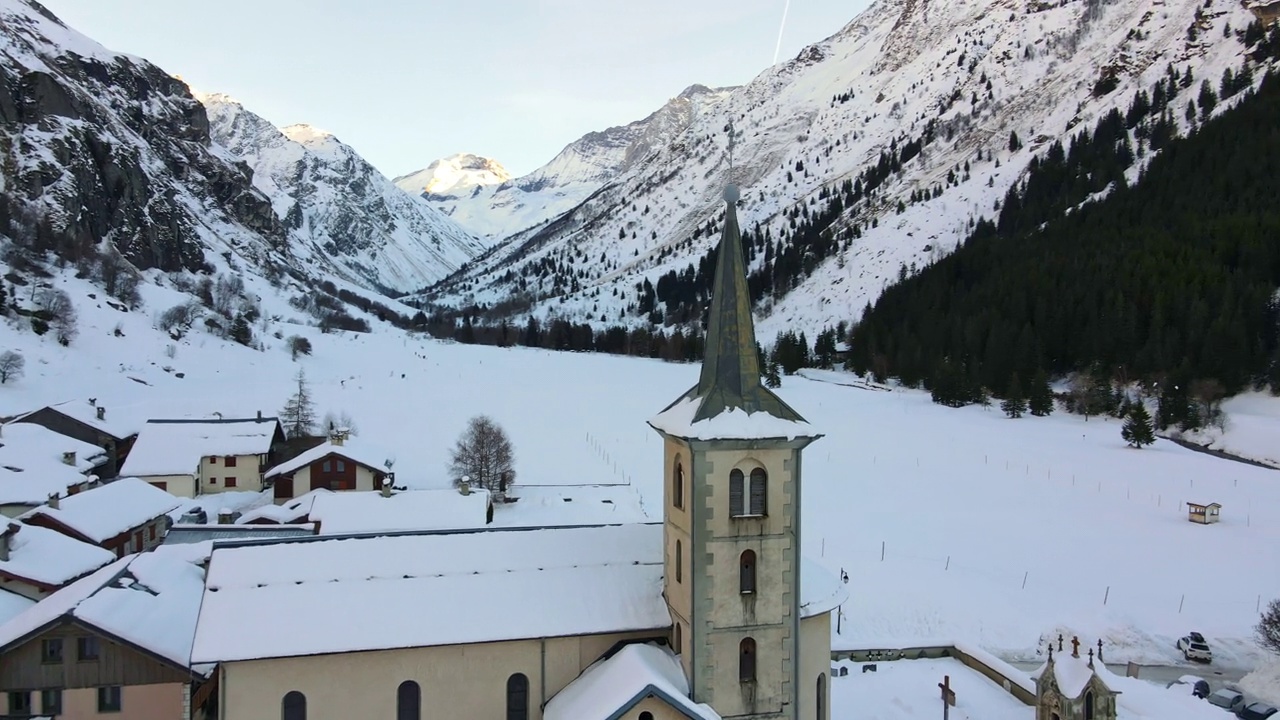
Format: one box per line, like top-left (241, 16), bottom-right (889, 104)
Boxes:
top-left (393, 153), bottom-right (511, 198)
top-left (420, 0), bottom-right (1263, 340)
top-left (404, 85), bottom-right (734, 241)
top-left (198, 94), bottom-right (486, 293)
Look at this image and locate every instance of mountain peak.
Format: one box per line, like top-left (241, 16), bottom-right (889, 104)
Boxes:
top-left (393, 153), bottom-right (511, 198)
top-left (281, 123), bottom-right (338, 147)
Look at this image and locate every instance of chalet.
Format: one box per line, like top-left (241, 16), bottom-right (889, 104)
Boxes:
top-left (0, 522), bottom-right (115, 600)
top-left (21, 479), bottom-right (180, 557)
top-left (0, 424), bottom-right (106, 517)
top-left (0, 552), bottom-right (214, 719)
top-left (263, 438), bottom-right (392, 499)
top-left (10, 400), bottom-right (137, 478)
top-left (119, 416), bottom-right (285, 498)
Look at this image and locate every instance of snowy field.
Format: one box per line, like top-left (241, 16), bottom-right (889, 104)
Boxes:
top-left (2, 271), bottom-right (1279, 676)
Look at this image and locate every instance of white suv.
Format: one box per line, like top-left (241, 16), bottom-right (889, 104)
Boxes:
top-left (1176, 633), bottom-right (1213, 663)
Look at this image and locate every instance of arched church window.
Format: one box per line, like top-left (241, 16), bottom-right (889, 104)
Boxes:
top-left (739, 638), bottom-right (756, 682)
top-left (1084, 690), bottom-right (1094, 720)
top-left (506, 674), bottom-right (528, 720)
top-left (396, 681), bottom-right (420, 720)
top-left (729, 469), bottom-right (745, 517)
top-left (673, 458), bottom-right (684, 510)
top-left (749, 468), bottom-right (768, 516)
top-left (817, 673), bottom-right (826, 720)
top-left (281, 691), bottom-right (306, 720)
top-left (740, 550), bottom-right (756, 594)
top-left (675, 540), bottom-right (683, 583)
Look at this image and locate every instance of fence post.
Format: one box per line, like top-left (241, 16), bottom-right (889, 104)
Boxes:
top-left (1179, 594), bottom-right (1185, 614)
top-left (1022, 572), bottom-right (1028, 590)
top-left (1103, 586), bottom-right (1110, 605)
top-left (881, 541), bottom-right (885, 562)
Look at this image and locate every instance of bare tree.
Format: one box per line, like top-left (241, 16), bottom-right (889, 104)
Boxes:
top-left (211, 274), bottom-right (244, 318)
top-left (1190, 378), bottom-right (1227, 430)
top-left (0, 351), bottom-right (24, 384)
top-left (279, 369), bottom-right (317, 438)
top-left (36, 288), bottom-right (77, 345)
top-left (158, 301), bottom-right (202, 337)
top-left (286, 335), bottom-right (313, 360)
top-left (321, 409), bottom-right (359, 437)
top-left (448, 415), bottom-right (516, 495)
top-left (1259, 598), bottom-right (1280, 655)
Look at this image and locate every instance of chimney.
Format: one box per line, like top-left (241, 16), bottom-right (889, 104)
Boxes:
top-left (89, 398), bottom-right (96, 407)
top-left (96, 407), bottom-right (105, 421)
top-left (380, 474), bottom-right (394, 498)
top-left (217, 509), bottom-right (234, 525)
top-left (256, 410), bottom-right (263, 422)
top-left (47, 493), bottom-right (59, 510)
top-left (330, 428), bottom-right (347, 447)
top-left (459, 478), bottom-right (471, 496)
top-left (61, 451), bottom-right (76, 466)
top-left (0, 532), bottom-right (9, 562)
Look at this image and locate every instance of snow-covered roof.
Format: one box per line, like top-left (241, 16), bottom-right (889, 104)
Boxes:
top-left (496, 485), bottom-right (652, 527)
top-left (1031, 651), bottom-right (1116, 699)
top-left (0, 589), bottom-right (33, 627)
top-left (264, 440), bottom-right (394, 479)
top-left (193, 524), bottom-right (668, 663)
top-left (800, 558), bottom-right (848, 617)
top-left (22, 478), bottom-right (180, 543)
top-left (234, 489), bottom-right (331, 525)
top-left (0, 522), bottom-right (115, 588)
top-left (120, 418), bottom-right (281, 477)
top-left (308, 489), bottom-right (491, 535)
top-left (0, 424), bottom-right (104, 506)
top-left (649, 396), bottom-right (819, 441)
top-left (0, 552), bottom-right (207, 673)
top-left (162, 525), bottom-right (316, 547)
top-left (544, 643), bottom-right (720, 720)
top-left (13, 399), bottom-right (138, 440)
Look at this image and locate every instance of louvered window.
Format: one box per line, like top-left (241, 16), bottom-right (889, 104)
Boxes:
top-left (749, 468), bottom-right (768, 516)
top-left (729, 469), bottom-right (745, 517)
top-left (739, 638), bottom-right (756, 682)
top-left (740, 550), bottom-right (756, 594)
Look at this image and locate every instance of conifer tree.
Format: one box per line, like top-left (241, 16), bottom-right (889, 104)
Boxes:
top-left (1028, 370), bottom-right (1055, 416)
top-left (765, 360), bottom-right (782, 389)
top-left (280, 369), bottom-right (317, 438)
top-left (1121, 402), bottom-right (1156, 448)
top-left (1000, 373), bottom-right (1028, 418)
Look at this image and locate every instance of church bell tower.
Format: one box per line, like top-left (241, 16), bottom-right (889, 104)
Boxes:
top-left (649, 185), bottom-right (821, 719)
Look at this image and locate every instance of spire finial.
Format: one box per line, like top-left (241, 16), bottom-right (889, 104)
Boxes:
top-left (726, 120), bottom-right (738, 186)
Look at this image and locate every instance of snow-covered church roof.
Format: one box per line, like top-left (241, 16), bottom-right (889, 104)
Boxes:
top-left (544, 642), bottom-right (721, 720)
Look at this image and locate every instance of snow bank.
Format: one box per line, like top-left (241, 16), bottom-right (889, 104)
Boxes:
top-left (1240, 660), bottom-right (1280, 705)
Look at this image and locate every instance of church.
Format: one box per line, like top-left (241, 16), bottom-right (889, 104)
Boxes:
top-left (189, 185), bottom-right (845, 720)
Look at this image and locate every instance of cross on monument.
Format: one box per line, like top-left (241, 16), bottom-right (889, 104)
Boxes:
top-left (1071, 636), bottom-right (1081, 658)
top-left (938, 674), bottom-right (956, 720)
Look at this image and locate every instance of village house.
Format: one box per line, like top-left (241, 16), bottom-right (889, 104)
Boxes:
top-left (235, 489), bottom-right (332, 525)
top-left (263, 436), bottom-right (393, 499)
top-left (10, 400), bottom-right (137, 479)
top-left (0, 552), bottom-right (214, 720)
top-left (0, 521), bottom-right (115, 600)
top-left (20, 478), bottom-right (180, 557)
top-left (119, 416), bottom-right (286, 498)
top-left (0, 423), bottom-right (109, 517)
top-left (187, 185), bottom-right (845, 720)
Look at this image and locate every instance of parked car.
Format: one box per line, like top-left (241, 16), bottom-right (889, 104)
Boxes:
top-left (1236, 702), bottom-right (1278, 720)
top-left (1168, 675), bottom-right (1211, 699)
top-left (1209, 689), bottom-right (1246, 713)
top-left (1177, 634), bottom-right (1214, 662)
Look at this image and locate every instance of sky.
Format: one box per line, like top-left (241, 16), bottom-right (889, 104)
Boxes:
top-left (37, 0), bottom-right (869, 179)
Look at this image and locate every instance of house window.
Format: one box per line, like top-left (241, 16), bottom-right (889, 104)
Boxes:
top-left (397, 681), bottom-right (420, 720)
top-left (674, 623), bottom-right (682, 655)
top-left (8, 691), bottom-right (31, 715)
top-left (77, 635), bottom-right (99, 661)
top-left (740, 550), bottom-right (757, 594)
top-left (1085, 690), bottom-right (1094, 720)
top-left (149, 525), bottom-right (157, 541)
top-left (322, 460), bottom-right (331, 472)
top-left (739, 638), bottom-right (756, 682)
top-left (97, 685), bottom-right (122, 713)
top-left (225, 456), bottom-right (238, 467)
top-left (673, 458), bottom-right (684, 510)
top-left (749, 468), bottom-right (767, 516)
top-left (149, 481), bottom-right (167, 491)
top-left (506, 673), bottom-right (528, 720)
top-left (209, 456), bottom-right (218, 465)
top-left (40, 689), bottom-right (61, 715)
top-left (675, 540), bottom-right (682, 583)
top-left (210, 477), bottom-right (218, 485)
top-left (226, 477), bottom-right (238, 488)
top-left (40, 638), bottom-right (62, 663)
top-left (729, 469), bottom-right (745, 517)
top-left (282, 691), bottom-right (306, 720)
top-left (817, 674), bottom-right (827, 720)
top-left (336, 460), bottom-right (345, 472)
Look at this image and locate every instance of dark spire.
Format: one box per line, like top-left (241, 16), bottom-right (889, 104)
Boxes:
top-left (686, 185), bottom-right (806, 424)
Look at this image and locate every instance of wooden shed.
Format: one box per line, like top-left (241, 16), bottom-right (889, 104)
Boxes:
top-left (1186, 502), bottom-right (1221, 524)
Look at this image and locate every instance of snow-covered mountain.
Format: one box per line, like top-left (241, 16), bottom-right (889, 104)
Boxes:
top-left (404, 85), bottom-right (734, 241)
top-left (393, 153), bottom-right (511, 198)
top-left (199, 95), bottom-right (486, 293)
top-left (421, 0), bottom-right (1263, 339)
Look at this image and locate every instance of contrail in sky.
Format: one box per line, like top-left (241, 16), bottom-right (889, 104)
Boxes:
top-left (772, 0), bottom-right (792, 66)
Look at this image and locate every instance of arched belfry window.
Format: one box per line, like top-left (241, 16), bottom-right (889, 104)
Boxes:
top-left (397, 681), bottom-right (420, 720)
top-left (817, 674), bottom-right (827, 720)
top-left (739, 638), bottom-right (756, 682)
top-left (729, 469), bottom-right (745, 517)
top-left (673, 458), bottom-right (685, 510)
top-left (675, 540), bottom-right (683, 583)
top-left (506, 673), bottom-right (529, 720)
top-left (282, 691), bottom-right (306, 720)
top-left (740, 550), bottom-right (756, 594)
top-left (749, 468), bottom-right (768, 516)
